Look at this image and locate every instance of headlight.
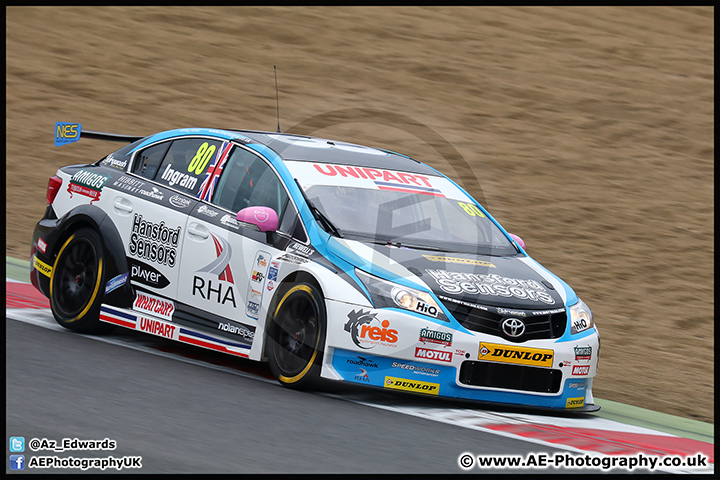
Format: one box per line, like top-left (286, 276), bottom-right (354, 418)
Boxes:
top-left (569, 298), bottom-right (594, 335)
top-left (355, 269), bottom-right (447, 321)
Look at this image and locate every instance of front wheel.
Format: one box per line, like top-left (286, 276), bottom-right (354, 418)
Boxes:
top-left (267, 282), bottom-right (326, 389)
top-left (50, 228), bottom-right (114, 334)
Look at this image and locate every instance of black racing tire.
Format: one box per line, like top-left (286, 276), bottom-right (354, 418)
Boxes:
top-left (50, 228), bottom-right (115, 334)
top-left (267, 282), bottom-right (326, 389)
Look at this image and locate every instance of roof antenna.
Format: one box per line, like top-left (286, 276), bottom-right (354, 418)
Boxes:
top-left (274, 66), bottom-right (281, 133)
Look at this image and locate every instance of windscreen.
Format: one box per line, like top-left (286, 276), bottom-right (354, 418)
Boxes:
top-left (287, 161), bottom-right (517, 255)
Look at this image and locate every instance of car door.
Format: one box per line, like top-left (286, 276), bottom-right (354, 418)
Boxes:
top-left (107, 136), bottom-right (221, 317)
top-left (176, 143), bottom-right (291, 340)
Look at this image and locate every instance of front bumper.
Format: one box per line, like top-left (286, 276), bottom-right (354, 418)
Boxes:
top-left (321, 298), bottom-right (600, 411)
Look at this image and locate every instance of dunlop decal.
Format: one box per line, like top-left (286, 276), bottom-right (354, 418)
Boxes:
top-left (33, 256), bottom-right (53, 277)
top-left (478, 342), bottom-right (554, 368)
top-left (384, 376), bottom-right (439, 395)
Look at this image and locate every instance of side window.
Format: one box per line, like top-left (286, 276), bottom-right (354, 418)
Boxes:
top-left (278, 200), bottom-right (307, 241)
top-left (155, 138), bottom-right (222, 196)
top-left (211, 147), bottom-right (288, 219)
top-left (131, 142), bottom-right (170, 180)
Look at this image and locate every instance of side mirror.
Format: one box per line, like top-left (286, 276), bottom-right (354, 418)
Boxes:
top-left (237, 206), bottom-right (278, 232)
top-left (509, 233), bottom-right (525, 250)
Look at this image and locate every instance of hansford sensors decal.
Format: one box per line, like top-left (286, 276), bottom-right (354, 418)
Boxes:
top-left (425, 270), bottom-right (555, 304)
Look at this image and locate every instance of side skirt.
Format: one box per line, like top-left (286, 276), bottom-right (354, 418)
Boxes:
top-left (99, 304), bottom-right (252, 359)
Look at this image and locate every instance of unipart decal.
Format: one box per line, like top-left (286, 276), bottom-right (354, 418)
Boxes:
top-left (193, 234), bottom-right (237, 308)
top-left (344, 309), bottom-right (398, 349)
top-left (419, 327), bottom-right (452, 347)
top-left (129, 214), bottom-right (181, 268)
top-left (313, 164), bottom-right (445, 197)
top-left (572, 365), bottom-right (590, 376)
top-left (67, 170), bottom-right (110, 203)
top-left (422, 254), bottom-right (495, 268)
top-left (384, 376), bottom-right (439, 395)
top-left (138, 316), bottom-right (178, 340)
top-left (133, 292), bottom-right (175, 321)
top-left (478, 342), bottom-right (554, 368)
top-left (426, 270), bottom-right (555, 305)
top-left (246, 250), bottom-right (271, 319)
top-left (414, 347), bottom-right (452, 363)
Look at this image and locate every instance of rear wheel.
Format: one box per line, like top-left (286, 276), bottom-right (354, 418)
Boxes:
top-left (267, 282), bottom-right (326, 389)
top-left (50, 228), bottom-right (114, 334)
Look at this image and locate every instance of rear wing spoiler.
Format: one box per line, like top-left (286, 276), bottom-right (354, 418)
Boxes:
top-left (55, 122), bottom-right (144, 146)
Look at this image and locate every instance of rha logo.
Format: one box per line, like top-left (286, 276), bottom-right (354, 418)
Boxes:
top-left (415, 347), bottom-right (452, 363)
top-left (572, 365), bottom-right (590, 376)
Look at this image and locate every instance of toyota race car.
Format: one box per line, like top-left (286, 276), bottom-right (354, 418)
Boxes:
top-left (31, 122), bottom-right (600, 411)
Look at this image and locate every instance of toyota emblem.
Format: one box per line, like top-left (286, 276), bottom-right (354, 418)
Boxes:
top-left (501, 318), bottom-right (526, 338)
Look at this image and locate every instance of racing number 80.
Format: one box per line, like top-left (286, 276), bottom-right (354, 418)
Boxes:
top-left (188, 142), bottom-right (217, 175)
top-left (458, 202), bottom-right (485, 217)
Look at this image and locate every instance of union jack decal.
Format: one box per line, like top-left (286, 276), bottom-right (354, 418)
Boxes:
top-left (198, 141), bottom-right (233, 201)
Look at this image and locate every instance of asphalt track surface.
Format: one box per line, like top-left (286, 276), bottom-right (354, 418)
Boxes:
top-left (7, 318), bottom-right (587, 474)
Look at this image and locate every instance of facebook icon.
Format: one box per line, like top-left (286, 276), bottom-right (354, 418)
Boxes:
top-left (9, 454), bottom-right (25, 470)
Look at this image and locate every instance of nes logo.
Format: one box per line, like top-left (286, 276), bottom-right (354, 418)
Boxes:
top-left (55, 122), bottom-right (81, 146)
top-left (133, 292), bottom-right (175, 321)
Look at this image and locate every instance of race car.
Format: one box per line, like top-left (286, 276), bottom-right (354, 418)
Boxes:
top-left (31, 122), bottom-right (600, 411)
